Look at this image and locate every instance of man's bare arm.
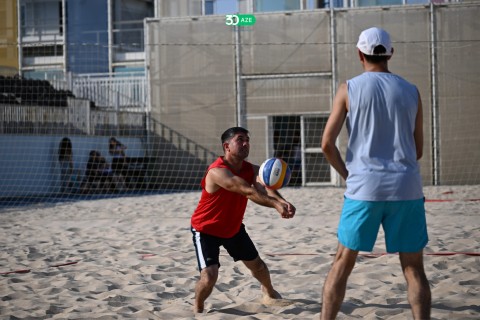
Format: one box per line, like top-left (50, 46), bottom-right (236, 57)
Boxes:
top-left (207, 167), bottom-right (294, 218)
top-left (414, 90), bottom-right (424, 160)
top-left (321, 83), bottom-right (349, 180)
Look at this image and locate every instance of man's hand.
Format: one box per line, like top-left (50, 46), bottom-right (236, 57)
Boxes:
top-left (276, 201), bottom-right (296, 219)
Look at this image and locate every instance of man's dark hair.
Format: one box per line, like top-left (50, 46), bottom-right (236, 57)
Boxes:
top-left (221, 127), bottom-right (249, 144)
top-left (363, 45), bottom-right (390, 64)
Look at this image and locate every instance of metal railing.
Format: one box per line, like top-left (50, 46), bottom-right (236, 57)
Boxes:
top-left (73, 75), bottom-right (147, 110)
top-left (50, 73), bottom-right (148, 111)
top-left (0, 102), bottom-right (145, 136)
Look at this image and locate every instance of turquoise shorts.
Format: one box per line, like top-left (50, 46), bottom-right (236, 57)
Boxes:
top-left (338, 197), bottom-right (428, 253)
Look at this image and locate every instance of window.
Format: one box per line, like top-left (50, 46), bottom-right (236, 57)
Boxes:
top-left (272, 115), bottom-right (330, 186)
top-left (205, 0), bottom-right (240, 15)
top-left (23, 45), bottom-right (63, 57)
top-left (254, 0), bottom-right (300, 12)
top-left (357, 0), bottom-right (403, 6)
top-left (205, 0), bottom-right (215, 14)
top-left (21, 1), bottom-right (63, 37)
top-left (23, 69), bottom-right (64, 81)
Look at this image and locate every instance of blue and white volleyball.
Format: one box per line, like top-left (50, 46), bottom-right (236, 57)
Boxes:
top-left (259, 158), bottom-right (291, 190)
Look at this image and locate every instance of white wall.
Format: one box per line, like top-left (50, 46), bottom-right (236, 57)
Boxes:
top-left (0, 135), bottom-right (145, 197)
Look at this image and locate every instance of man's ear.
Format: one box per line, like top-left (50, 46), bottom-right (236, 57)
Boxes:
top-left (358, 49), bottom-right (365, 62)
top-left (387, 47), bottom-right (394, 60)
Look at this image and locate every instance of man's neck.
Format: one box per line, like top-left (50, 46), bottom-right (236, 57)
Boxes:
top-left (364, 62), bottom-right (389, 73)
top-left (223, 155), bottom-right (243, 172)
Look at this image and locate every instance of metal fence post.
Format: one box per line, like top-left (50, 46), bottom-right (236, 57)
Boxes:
top-left (235, 25), bottom-right (247, 128)
top-left (330, 1), bottom-right (341, 187)
top-left (430, 2), bottom-right (440, 185)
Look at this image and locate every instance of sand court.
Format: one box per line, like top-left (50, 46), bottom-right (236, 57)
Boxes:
top-left (1, 186), bottom-right (479, 319)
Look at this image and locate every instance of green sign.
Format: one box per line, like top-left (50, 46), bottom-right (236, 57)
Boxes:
top-left (225, 14), bottom-right (256, 27)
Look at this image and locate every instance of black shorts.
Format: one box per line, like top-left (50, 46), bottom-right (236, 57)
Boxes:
top-left (191, 224), bottom-right (259, 272)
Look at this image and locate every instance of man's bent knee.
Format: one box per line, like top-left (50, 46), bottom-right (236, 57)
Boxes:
top-left (200, 265), bottom-right (219, 287)
top-left (242, 256), bottom-right (265, 273)
top-left (333, 244), bottom-right (358, 268)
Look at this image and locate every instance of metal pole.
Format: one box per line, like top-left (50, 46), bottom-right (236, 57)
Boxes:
top-left (430, 2), bottom-right (440, 185)
top-left (62, 0), bottom-right (67, 78)
top-left (107, 0), bottom-right (113, 73)
top-left (144, 19), bottom-right (151, 114)
top-left (242, 72), bottom-right (332, 80)
top-left (17, 0), bottom-right (22, 77)
top-left (144, 18), bottom-right (151, 158)
top-left (85, 99), bottom-right (91, 135)
top-left (248, 0), bottom-right (254, 13)
top-left (330, 4), bottom-right (337, 103)
top-left (234, 26), bottom-right (246, 128)
top-left (266, 116), bottom-right (273, 158)
top-left (329, 0), bottom-right (341, 186)
top-left (300, 116), bottom-right (306, 186)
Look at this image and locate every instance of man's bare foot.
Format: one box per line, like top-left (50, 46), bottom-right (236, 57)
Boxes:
top-left (261, 286), bottom-right (293, 306)
top-left (261, 286), bottom-right (282, 299)
top-left (194, 303), bottom-right (204, 314)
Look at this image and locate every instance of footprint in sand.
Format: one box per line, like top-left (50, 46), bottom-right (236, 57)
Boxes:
top-left (261, 295), bottom-right (295, 307)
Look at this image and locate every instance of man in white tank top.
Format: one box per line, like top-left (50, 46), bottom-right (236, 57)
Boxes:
top-left (320, 27), bottom-right (431, 319)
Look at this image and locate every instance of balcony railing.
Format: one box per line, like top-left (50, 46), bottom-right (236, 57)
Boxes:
top-left (20, 23), bottom-right (64, 43)
top-left (51, 73), bottom-right (148, 111)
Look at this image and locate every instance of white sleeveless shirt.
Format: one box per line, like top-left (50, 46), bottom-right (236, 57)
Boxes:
top-left (345, 72), bottom-right (423, 201)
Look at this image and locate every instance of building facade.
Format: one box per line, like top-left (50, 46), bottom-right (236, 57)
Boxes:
top-left (3, 0), bottom-right (457, 82)
top-left (0, 0), bottom-right (18, 76)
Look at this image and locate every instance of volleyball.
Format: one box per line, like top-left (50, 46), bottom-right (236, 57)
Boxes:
top-left (258, 158), bottom-right (291, 190)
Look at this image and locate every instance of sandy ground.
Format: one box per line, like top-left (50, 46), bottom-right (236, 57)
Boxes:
top-left (1, 185), bottom-right (479, 319)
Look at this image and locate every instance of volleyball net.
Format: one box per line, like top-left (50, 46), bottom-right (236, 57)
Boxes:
top-left (1, 3), bottom-right (479, 207)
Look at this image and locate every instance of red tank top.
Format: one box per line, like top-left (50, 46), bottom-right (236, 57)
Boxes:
top-left (191, 156), bottom-right (255, 238)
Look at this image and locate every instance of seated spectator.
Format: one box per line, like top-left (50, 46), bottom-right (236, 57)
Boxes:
top-left (81, 150), bottom-right (117, 194)
top-left (109, 137), bottom-right (130, 185)
top-left (58, 137), bottom-right (74, 193)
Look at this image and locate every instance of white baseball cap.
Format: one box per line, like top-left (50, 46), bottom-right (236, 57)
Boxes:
top-left (356, 27), bottom-right (393, 56)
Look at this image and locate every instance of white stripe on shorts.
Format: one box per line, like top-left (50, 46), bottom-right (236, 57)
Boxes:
top-left (193, 228), bottom-right (207, 270)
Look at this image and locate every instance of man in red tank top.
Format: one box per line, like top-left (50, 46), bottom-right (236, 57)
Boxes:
top-left (191, 127), bottom-right (296, 313)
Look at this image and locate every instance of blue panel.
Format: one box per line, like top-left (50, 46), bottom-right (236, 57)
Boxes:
top-left (254, 0), bottom-right (300, 12)
top-left (66, 0), bottom-right (109, 74)
top-left (23, 70), bottom-right (65, 81)
top-left (113, 66), bottom-right (145, 76)
top-left (357, 0), bottom-right (403, 6)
